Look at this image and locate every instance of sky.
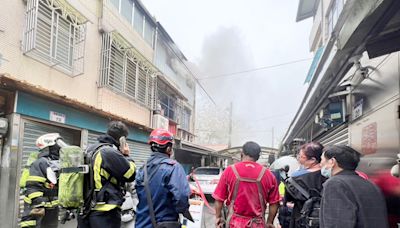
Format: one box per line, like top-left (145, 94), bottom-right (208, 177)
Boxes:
top-left (142, 0), bottom-right (314, 148)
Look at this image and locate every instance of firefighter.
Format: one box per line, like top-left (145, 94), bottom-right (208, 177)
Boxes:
top-left (20, 133), bottom-right (65, 228)
top-left (135, 129), bottom-right (190, 228)
top-left (78, 121), bottom-right (136, 228)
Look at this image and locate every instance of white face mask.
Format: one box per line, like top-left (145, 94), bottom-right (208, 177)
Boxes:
top-left (321, 165), bottom-right (332, 178)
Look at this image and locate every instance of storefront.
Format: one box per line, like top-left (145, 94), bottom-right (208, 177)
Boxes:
top-left (0, 86), bottom-right (152, 227)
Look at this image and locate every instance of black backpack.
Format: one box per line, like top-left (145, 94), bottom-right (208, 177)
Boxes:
top-left (81, 143), bottom-right (112, 217)
top-left (285, 177), bottom-right (321, 228)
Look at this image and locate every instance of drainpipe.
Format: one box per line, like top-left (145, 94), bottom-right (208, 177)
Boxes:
top-left (341, 97), bottom-right (347, 123)
top-left (346, 85), bottom-right (354, 122)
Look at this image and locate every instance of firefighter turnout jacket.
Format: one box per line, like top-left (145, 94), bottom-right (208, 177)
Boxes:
top-left (85, 135), bottom-right (136, 212)
top-left (20, 149), bottom-right (59, 228)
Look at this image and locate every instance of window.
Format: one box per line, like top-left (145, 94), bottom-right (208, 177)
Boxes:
top-left (121, 0), bottom-right (133, 24)
top-left (137, 67), bottom-right (148, 104)
top-left (107, 0), bottom-right (154, 48)
top-left (23, 0), bottom-right (86, 76)
top-left (110, 0), bottom-right (120, 9)
top-left (326, 0), bottom-right (344, 36)
top-left (125, 58), bottom-right (137, 98)
top-left (181, 108), bottom-right (191, 131)
top-left (194, 168), bottom-right (221, 176)
top-left (109, 44), bottom-right (124, 92)
top-left (134, 6), bottom-right (144, 35)
top-left (158, 87), bottom-right (177, 121)
top-left (99, 33), bottom-right (154, 108)
top-left (144, 18), bottom-right (155, 47)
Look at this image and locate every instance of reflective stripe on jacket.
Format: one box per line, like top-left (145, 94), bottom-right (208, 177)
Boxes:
top-left (88, 135), bottom-right (136, 211)
top-left (25, 155), bottom-right (58, 208)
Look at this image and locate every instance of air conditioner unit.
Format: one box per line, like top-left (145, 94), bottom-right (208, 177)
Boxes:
top-left (153, 114), bottom-right (169, 130)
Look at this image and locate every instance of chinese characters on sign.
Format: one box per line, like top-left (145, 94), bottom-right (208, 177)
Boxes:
top-left (352, 99), bottom-right (363, 120)
top-left (50, 111), bottom-right (66, 124)
top-left (362, 122), bottom-right (377, 155)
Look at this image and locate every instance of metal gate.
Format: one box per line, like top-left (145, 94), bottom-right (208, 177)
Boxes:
top-left (88, 131), bottom-right (150, 168)
top-left (19, 119), bottom-right (78, 222)
top-left (127, 140), bottom-right (151, 168)
top-left (317, 124), bottom-right (349, 146)
top-left (21, 120), bottom-right (75, 165)
top-left (88, 131), bottom-right (102, 146)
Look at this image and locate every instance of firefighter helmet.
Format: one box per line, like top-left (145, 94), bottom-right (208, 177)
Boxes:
top-left (35, 133), bottom-right (62, 150)
top-left (148, 129), bottom-right (174, 146)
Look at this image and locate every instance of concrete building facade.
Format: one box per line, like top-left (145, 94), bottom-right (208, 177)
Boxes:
top-left (282, 0), bottom-right (400, 174)
top-left (0, 0), bottom-right (206, 226)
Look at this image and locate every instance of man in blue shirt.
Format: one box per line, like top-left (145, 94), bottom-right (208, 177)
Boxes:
top-left (135, 129), bottom-right (190, 228)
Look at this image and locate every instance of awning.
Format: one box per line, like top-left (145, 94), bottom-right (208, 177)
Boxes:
top-left (111, 32), bottom-right (158, 74)
top-left (304, 46), bottom-right (325, 83)
top-left (52, 0), bottom-right (89, 24)
top-left (283, 0), bottom-right (399, 145)
top-left (296, 0), bottom-right (319, 22)
top-left (175, 141), bottom-right (234, 158)
top-left (218, 146), bottom-right (278, 160)
top-left (0, 74), bottom-right (153, 132)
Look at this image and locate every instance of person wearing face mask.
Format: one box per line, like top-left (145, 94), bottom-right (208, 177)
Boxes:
top-left (319, 145), bottom-right (388, 228)
top-left (284, 142), bottom-right (326, 228)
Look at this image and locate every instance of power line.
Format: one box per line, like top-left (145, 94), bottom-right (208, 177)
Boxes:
top-left (198, 57), bottom-right (313, 80)
top-left (251, 112), bottom-right (295, 122)
top-left (194, 77), bottom-right (216, 105)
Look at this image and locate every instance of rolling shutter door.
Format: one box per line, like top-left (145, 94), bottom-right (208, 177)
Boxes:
top-left (19, 119), bottom-right (76, 221)
top-left (21, 121), bottom-right (75, 165)
top-left (317, 124), bottom-right (349, 146)
top-left (127, 140), bottom-right (151, 168)
top-left (88, 131), bottom-right (102, 147)
top-left (88, 131), bottom-right (150, 168)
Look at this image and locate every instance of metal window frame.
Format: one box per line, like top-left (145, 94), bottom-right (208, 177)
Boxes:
top-left (108, 42), bottom-right (125, 92)
top-left (22, 0), bottom-right (86, 76)
top-left (99, 32), bottom-right (156, 109)
top-left (181, 107), bottom-right (191, 131)
top-left (125, 56), bottom-right (137, 98)
top-left (157, 84), bottom-right (178, 121)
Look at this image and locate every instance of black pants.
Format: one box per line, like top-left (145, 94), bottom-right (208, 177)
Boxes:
top-left (20, 203), bottom-right (59, 228)
top-left (77, 209), bottom-right (121, 228)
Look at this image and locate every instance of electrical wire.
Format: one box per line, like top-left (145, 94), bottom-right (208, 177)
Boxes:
top-left (198, 57), bottom-right (313, 80)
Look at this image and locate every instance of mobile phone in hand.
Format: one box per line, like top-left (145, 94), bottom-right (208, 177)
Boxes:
top-left (119, 136), bottom-right (127, 152)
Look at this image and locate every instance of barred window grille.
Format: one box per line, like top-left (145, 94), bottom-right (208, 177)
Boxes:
top-left (148, 76), bottom-right (157, 110)
top-left (109, 43), bottom-right (124, 92)
top-left (99, 33), bottom-right (154, 109)
top-left (23, 0), bottom-right (86, 76)
top-left (137, 66), bottom-right (148, 105)
top-left (125, 58), bottom-right (137, 98)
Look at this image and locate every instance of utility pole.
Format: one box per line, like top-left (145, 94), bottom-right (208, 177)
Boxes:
top-left (228, 102), bottom-right (233, 148)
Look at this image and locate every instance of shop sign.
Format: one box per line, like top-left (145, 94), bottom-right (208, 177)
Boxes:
top-left (50, 111), bottom-right (66, 124)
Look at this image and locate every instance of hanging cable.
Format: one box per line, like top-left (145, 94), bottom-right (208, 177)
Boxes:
top-left (198, 57), bottom-right (313, 80)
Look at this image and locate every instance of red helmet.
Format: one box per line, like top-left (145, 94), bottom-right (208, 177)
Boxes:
top-left (148, 129), bottom-right (174, 146)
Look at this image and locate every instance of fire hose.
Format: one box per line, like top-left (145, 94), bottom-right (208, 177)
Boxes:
top-left (190, 174), bottom-right (216, 215)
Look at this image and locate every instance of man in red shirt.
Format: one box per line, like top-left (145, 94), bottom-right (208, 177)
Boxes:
top-left (213, 141), bottom-right (280, 228)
